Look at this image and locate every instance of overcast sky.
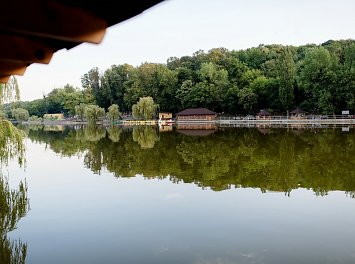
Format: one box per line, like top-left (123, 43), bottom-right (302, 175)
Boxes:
top-left (17, 0), bottom-right (355, 101)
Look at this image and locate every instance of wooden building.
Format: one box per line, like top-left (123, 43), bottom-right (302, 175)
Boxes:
top-left (43, 113), bottom-right (64, 120)
top-left (159, 112), bottom-right (172, 120)
top-left (176, 108), bottom-right (216, 122)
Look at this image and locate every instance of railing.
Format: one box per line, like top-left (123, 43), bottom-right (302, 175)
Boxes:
top-left (216, 115), bottom-right (354, 121)
top-left (215, 115), bottom-right (355, 126)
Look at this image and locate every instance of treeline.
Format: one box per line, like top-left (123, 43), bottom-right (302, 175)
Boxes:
top-left (6, 39), bottom-right (355, 116)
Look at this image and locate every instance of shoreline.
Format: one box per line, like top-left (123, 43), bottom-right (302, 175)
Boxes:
top-left (16, 118), bottom-right (355, 126)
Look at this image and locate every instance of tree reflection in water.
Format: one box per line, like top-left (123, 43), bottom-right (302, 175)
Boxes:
top-left (132, 126), bottom-right (159, 149)
top-left (0, 120), bottom-right (30, 264)
top-left (107, 126), bottom-right (122, 143)
top-left (21, 124), bottom-right (355, 197)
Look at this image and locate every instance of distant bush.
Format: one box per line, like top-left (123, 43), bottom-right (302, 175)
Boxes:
top-left (11, 108), bottom-right (29, 121)
top-left (29, 115), bottom-right (42, 121)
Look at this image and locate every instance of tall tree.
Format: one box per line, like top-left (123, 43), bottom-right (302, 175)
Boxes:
top-left (238, 88), bottom-right (258, 114)
top-left (103, 64), bottom-right (134, 112)
top-left (298, 47), bottom-right (336, 114)
top-left (278, 46), bottom-right (295, 112)
top-left (81, 67), bottom-right (105, 107)
top-left (198, 62), bottom-right (229, 111)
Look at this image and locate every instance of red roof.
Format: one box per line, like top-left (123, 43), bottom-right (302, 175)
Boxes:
top-left (176, 108), bottom-right (216, 116)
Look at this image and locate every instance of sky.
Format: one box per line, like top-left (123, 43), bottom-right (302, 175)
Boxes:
top-left (17, 0), bottom-right (355, 101)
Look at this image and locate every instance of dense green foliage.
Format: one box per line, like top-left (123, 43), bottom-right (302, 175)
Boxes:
top-left (4, 84), bottom-right (94, 118)
top-left (21, 125), bottom-right (355, 196)
top-left (6, 39), bottom-right (355, 116)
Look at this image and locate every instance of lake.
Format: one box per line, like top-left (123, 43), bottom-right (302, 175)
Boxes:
top-left (6, 124), bottom-right (355, 264)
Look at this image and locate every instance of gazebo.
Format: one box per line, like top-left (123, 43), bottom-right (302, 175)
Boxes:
top-left (290, 107), bottom-right (305, 118)
top-left (256, 109), bottom-right (271, 119)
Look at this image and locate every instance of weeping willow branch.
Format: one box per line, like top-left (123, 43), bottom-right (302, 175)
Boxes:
top-left (0, 76), bottom-right (25, 167)
top-left (0, 121), bottom-right (28, 263)
top-left (0, 76), bottom-right (28, 263)
top-left (0, 238), bottom-right (27, 264)
top-left (0, 120), bottom-right (26, 167)
top-left (0, 76), bottom-right (20, 105)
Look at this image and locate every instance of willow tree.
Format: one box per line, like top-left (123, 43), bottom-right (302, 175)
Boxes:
top-left (84, 104), bottom-right (105, 125)
top-left (0, 76), bottom-right (30, 264)
top-left (11, 108), bottom-right (29, 121)
top-left (0, 120), bottom-right (26, 167)
top-left (74, 103), bottom-right (86, 121)
top-left (132, 96), bottom-right (158, 120)
top-left (0, 76), bottom-right (20, 105)
top-left (0, 76), bottom-right (20, 118)
top-left (107, 104), bottom-right (121, 123)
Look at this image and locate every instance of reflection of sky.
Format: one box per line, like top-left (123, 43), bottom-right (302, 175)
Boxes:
top-left (6, 139), bottom-right (355, 263)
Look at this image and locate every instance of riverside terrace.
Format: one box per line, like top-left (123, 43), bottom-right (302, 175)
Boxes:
top-left (19, 114), bottom-right (355, 126)
top-left (174, 107), bottom-right (355, 125)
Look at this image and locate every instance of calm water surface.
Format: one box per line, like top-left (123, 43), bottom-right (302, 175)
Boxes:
top-left (7, 125), bottom-right (355, 264)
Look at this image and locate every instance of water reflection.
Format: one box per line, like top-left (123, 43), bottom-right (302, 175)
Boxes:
top-left (0, 120), bottom-right (30, 264)
top-left (132, 126), bottom-right (159, 149)
top-left (107, 126), bottom-right (122, 142)
top-left (80, 125), bottom-right (106, 142)
top-left (20, 124), bottom-right (355, 196)
top-left (0, 175), bottom-right (29, 264)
